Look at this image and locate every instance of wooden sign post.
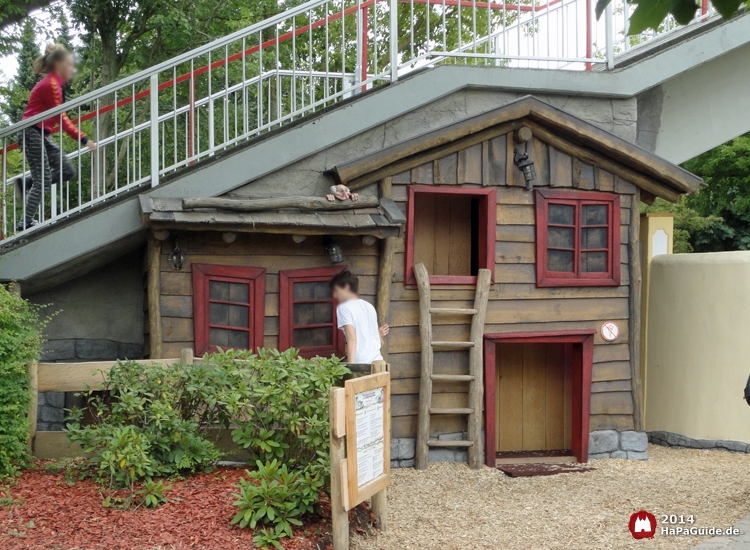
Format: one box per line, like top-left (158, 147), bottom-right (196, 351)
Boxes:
top-left (330, 362), bottom-right (391, 549)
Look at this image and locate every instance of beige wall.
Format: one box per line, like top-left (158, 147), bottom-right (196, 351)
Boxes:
top-left (646, 251), bottom-right (750, 441)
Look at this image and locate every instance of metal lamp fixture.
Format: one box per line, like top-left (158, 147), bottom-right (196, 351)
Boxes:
top-left (167, 238), bottom-right (185, 270)
top-left (324, 236), bottom-right (344, 264)
top-left (514, 147), bottom-right (537, 189)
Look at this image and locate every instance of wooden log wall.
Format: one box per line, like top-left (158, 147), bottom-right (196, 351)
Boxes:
top-left (387, 133), bottom-right (638, 439)
top-left (150, 233), bottom-right (379, 358)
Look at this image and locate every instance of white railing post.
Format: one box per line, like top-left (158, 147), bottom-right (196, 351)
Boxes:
top-left (605, 2), bottom-right (615, 69)
top-left (390, 0), bottom-right (398, 82)
top-left (150, 74), bottom-right (160, 187)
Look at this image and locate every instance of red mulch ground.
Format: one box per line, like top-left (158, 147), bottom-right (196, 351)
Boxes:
top-left (0, 461), bottom-right (363, 550)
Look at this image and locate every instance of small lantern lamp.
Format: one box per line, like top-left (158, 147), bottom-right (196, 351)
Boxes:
top-left (324, 236), bottom-right (344, 264)
top-left (168, 239), bottom-right (185, 270)
top-left (514, 147), bottom-right (537, 189)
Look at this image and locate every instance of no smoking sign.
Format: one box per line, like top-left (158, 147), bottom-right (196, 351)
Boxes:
top-left (601, 321), bottom-right (619, 342)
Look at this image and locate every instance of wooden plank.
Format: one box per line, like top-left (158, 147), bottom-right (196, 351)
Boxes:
top-left (161, 317), bottom-right (194, 342)
top-left (545, 344), bottom-right (565, 450)
top-left (563, 346), bottom-right (573, 449)
top-left (596, 168), bottom-right (616, 192)
top-left (147, 236), bottom-right (163, 358)
top-left (413, 195), bottom-right (436, 275)
top-left (392, 415), bottom-right (466, 439)
top-left (392, 170), bottom-right (411, 184)
top-left (549, 146), bottom-right (573, 187)
top-left (591, 391), bottom-right (634, 415)
top-left (593, 343), bottom-right (630, 363)
top-left (497, 343), bottom-right (524, 452)
top-left (486, 321), bottom-right (628, 346)
top-left (495, 242), bottom-right (535, 264)
top-left (592, 360), bottom-right (632, 382)
top-left (592, 380), bottom-right (632, 393)
top-left (411, 162), bottom-right (434, 184)
top-left (178, 233), bottom-right (378, 257)
top-left (629, 190), bottom-right (644, 430)
top-left (457, 143), bottom-right (483, 184)
top-left (37, 358), bottom-right (181, 392)
top-left (329, 388), bottom-right (349, 548)
top-left (449, 197), bottom-right (472, 275)
top-left (573, 158), bottom-right (596, 190)
top-left (264, 317), bottom-right (279, 337)
top-left (495, 284), bottom-right (629, 300)
top-left (496, 187), bottom-right (535, 205)
top-left (377, 176), bottom-right (396, 362)
top-left (468, 268), bottom-right (491, 468)
top-left (159, 253), bottom-right (379, 275)
top-left (532, 137), bottom-right (550, 186)
top-left (616, 177), bottom-right (637, 195)
top-left (389, 350), bottom-right (469, 379)
top-left (392, 377), bottom-right (471, 395)
top-left (496, 204), bottom-right (535, 225)
top-left (393, 392), bottom-right (469, 418)
top-left (590, 414), bottom-right (635, 431)
top-left (161, 342), bottom-right (194, 358)
top-left (160, 295), bottom-right (193, 318)
top-left (161, 272), bottom-right (192, 296)
top-left (486, 134), bottom-right (507, 185)
top-left (488, 298), bottom-right (630, 325)
top-left (522, 344), bottom-right (547, 450)
top-left (433, 196), bottom-right (451, 275)
top-left (494, 264), bottom-right (536, 283)
top-left (183, 195), bottom-right (379, 212)
top-left (496, 224), bottom-right (536, 243)
top-left (433, 153), bottom-right (458, 184)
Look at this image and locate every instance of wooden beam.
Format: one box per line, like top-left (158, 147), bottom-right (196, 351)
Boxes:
top-left (37, 358), bottom-right (182, 393)
top-left (182, 195), bottom-right (379, 212)
top-left (523, 121), bottom-right (683, 203)
top-left (629, 190), bottom-right (644, 431)
top-left (377, 178), bottom-right (396, 362)
top-left (28, 361), bottom-right (37, 452)
top-left (414, 262), bottom-right (433, 470)
top-left (467, 269), bottom-right (491, 469)
top-left (147, 235), bottom-right (163, 359)
top-left (347, 121), bottom-right (522, 191)
top-left (149, 222), bottom-right (401, 240)
top-left (329, 387), bottom-right (349, 550)
top-left (513, 126), bottom-right (533, 143)
top-left (370, 361), bottom-right (388, 531)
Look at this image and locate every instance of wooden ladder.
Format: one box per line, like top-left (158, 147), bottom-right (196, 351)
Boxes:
top-left (413, 262), bottom-right (491, 470)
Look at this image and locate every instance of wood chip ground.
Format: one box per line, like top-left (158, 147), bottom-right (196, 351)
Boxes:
top-left (354, 445), bottom-right (750, 550)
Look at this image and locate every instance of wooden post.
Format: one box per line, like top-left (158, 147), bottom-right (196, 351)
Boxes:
top-left (147, 235), bottom-right (163, 359)
top-left (467, 269), bottom-right (491, 469)
top-left (629, 190), bottom-right (644, 431)
top-left (414, 262), bottom-right (433, 470)
top-left (28, 361), bottom-right (38, 453)
top-left (180, 348), bottom-right (194, 366)
top-left (329, 387), bottom-right (349, 550)
top-left (377, 177), bottom-right (395, 361)
top-left (370, 360), bottom-right (388, 531)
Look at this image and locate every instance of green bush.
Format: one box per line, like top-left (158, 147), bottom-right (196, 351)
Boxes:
top-left (66, 358), bottom-right (233, 503)
top-left (0, 283), bottom-right (45, 480)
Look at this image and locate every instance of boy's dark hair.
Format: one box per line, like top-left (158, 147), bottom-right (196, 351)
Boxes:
top-left (330, 270), bottom-right (359, 293)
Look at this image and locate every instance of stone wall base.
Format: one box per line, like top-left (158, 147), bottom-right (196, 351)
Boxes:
top-left (588, 430), bottom-right (649, 460)
top-left (391, 432), bottom-right (484, 468)
top-left (649, 431), bottom-right (750, 453)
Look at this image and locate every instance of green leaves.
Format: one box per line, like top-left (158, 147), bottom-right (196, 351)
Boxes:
top-left (596, 0), bottom-right (747, 34)
top-left (627, 0), bottom-right (674, 34)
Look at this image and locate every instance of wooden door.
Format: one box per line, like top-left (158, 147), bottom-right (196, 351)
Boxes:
top-left (495, 343), bottom-right (573, 452)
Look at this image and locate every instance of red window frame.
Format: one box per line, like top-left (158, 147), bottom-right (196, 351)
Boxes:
top-left (279, 266), bottom-right (346, 359)
top-left (192, 264), bottom-right (266, 355)
top-left (535, 189), bottom-right (621, 287)
top-left (405, 186), bottom-right (496, 286)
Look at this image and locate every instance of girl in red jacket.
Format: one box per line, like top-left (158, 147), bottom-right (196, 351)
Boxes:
top-left (16, 43), bottom-right (97, 231)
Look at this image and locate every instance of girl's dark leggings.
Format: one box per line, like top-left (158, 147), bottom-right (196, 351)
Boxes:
top-left (17, 127), bottom-right (76, 228)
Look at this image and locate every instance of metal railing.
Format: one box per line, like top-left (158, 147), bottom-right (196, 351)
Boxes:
top-left (0, 0), bottom-right (719, 243)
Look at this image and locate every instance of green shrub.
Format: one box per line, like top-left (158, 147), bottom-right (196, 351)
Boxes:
top-left (66, 358), bottom-right (233, 503)
top-left (0, 283), bottom-right (45, 480)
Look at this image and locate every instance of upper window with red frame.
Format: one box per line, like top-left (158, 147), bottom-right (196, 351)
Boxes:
top-left (405, 186), bottom-right (496, 285)
top-left (279, 266), bottom-right (345, 359)
top-left (192, 264), bottom-right (266, 354)
top-left (535, 189), bottom-right (621, 287)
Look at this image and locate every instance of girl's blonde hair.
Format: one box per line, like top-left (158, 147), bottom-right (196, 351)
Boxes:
top-left (33, 43), bottom-right (72, 75)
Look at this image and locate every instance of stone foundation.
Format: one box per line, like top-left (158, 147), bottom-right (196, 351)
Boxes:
top-left (649, 431), bottom-right (750, 453)
top-left (36, 338), bottom-right (143, 432)
top-left (391, 432), bottom-right (484, 468)
top-left (588, 430), bottom-right (649, 460)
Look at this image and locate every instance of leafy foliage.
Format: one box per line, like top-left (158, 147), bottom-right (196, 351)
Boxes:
top-left (596, 0), bottom-right (747, 35)
top-left (0, 283), bottom-right (45, 480)
top-left (0, 19), bottom-right (40, 126)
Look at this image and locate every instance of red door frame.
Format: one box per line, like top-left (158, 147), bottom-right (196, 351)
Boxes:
top-left (483, 330), bottom-right (595, 465)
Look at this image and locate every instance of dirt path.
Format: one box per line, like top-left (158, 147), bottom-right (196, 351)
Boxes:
top-left (354, 445), bottom-right (750, 550)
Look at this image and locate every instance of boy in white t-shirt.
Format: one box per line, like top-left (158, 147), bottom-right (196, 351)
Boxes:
top-left (330, 270), bottom-right (389, 364)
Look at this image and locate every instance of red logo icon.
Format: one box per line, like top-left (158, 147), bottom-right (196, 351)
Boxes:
top-left (629, 510), bottom-right (657, 539)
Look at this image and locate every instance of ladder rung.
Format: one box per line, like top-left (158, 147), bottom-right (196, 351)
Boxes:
top-left (431, 341), bottom-right (475, 349)
top-left (429, 407), bottom-right (474, 415)
top-left (431, 374), bottom-right (475, 382)
top-left (429, 308), bottom-right (478, 315)
top-left (428, 439), bottom-right (474, 447)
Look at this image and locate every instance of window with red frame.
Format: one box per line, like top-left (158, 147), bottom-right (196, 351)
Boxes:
top-left (192, 264), bottom-right (266, 354)
top-left (405, 186), bottom-right (496, 285)
top-left (535, 189), bottom-right (621, 287)
top-left (279, 266), bottom-right (346, 358)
